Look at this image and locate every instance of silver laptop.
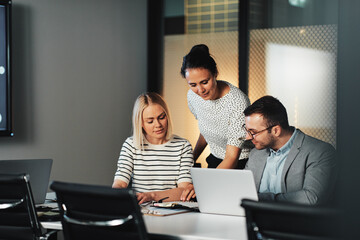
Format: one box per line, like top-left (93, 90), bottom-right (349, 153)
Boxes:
top-left (0, 159), bottom-right (53, 204)
top-left (191, 168), bottom-right (258, 216)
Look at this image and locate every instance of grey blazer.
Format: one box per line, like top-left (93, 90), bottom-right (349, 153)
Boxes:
top-left (245, 129), bottom-right (336, 205)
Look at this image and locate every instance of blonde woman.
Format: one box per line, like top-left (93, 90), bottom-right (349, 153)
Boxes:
top-left (112, 92), bottom-right (194, 204)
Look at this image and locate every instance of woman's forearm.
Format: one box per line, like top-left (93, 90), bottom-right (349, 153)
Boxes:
top-left (136, 182), bottom-right (192, 204)
top-left (112, 179), bottom-right (128, 188)
top-left (193, 134), bottom-right (207, 161)
top-left (217, 145), bottom-right (241, 169)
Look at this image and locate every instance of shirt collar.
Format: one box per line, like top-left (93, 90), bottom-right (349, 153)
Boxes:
top-left (270, 129), bottom-right (298, 155)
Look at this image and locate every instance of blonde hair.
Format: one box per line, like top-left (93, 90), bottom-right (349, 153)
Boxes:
top-left (132, 92), bottom-right (173, 149)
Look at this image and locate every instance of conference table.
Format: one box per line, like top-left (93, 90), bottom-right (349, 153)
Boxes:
top-left (41, 202), bottom-right (248, 240)
top-left (143, 211), bottom-right (248, 239)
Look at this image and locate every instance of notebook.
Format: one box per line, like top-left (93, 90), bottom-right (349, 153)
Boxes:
top-left (191, 168), bottom-right (258, 216)
top-left (0, 159), bottom-right (53, 204)
top-left (141, 205), bottom-right (193, 216)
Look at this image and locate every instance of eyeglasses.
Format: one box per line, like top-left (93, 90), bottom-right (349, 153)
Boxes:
top-left (242, 124), bottom-right (276, 140)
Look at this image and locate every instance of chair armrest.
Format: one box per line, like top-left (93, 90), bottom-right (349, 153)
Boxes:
top-left (43, 230), bottom-right (59, 240)
top-left (0, 199), bottom-right (24, 209)
top-left (63, 213), bottom-right (134, 227)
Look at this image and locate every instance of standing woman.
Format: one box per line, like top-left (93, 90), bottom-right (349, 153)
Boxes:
top-left (112, 92), bottom-right (194, 204)
top-left (181, 44), bottom-right (250, 169)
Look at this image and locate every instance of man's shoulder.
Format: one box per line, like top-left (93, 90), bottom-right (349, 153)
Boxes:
top-left (295, 129), bottom-right (335, 152)
top-left (249, 147), bottom-right (269, 159)
top-left (245, 148), bottom-right (268, 171)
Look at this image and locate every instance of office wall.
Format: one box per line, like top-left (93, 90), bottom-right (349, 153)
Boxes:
top-left (337, 0), bottom-right (360, 238)
top-left (0, 0), bottom-right (147, 185)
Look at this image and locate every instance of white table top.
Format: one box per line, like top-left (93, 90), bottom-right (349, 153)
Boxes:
top-left (42, 211), bottom-right (247, 240)
top-left (144, 211), bottom-right (247, 240)
top-left (41, 192), bottom-right (248, 240)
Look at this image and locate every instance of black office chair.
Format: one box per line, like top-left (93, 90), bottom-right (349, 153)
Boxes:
top-left (0, 173), bottom-right (57, 240)
top-left (50, 181), bottom-right (149, 240)
top-left (241, 199), bottom-right (341, 240)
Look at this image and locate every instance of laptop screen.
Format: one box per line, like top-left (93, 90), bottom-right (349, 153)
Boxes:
top-left (0, 159), bottom-right (53, 204)
top-left (191, 168), bottom-right (258, 216)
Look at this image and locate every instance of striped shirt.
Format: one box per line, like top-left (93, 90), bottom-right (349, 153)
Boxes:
top-left (114, 135), bottom-right (194, 193)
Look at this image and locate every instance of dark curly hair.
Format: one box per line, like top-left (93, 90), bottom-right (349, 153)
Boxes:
top-left (180, 44), bottom-right (218, 78)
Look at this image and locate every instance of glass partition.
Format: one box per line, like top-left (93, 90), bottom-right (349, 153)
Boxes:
top-left (248, 0), bottom-right (338, 146)
top-left (163, 0), bottom-right (240, 166)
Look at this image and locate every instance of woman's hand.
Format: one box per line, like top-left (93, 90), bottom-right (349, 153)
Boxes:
top-left (136, 192), bottom-right (155, 205)
top-left (180, 183), bottom-right (196, 201)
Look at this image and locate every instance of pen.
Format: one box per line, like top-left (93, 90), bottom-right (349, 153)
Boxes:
top-left (157, 196), bottom-right (169, 203)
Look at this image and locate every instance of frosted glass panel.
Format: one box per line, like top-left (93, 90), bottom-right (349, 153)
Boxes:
top-left (266, 43), bottom-right (335, 128)
top-left (249, 25), bottom-right (337, 146)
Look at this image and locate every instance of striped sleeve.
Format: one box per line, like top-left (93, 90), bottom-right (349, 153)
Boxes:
top-left (114, 137), bottom-right (135, 184)
top-left (176, 137), bottom-right (194, 184)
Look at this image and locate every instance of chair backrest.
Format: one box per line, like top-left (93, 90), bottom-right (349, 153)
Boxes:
top-left (50, 181), bottom-right (149, 240)
top-left (241, 199), bottom-right (341, 240)
top-left (0, 173), bottom-right (47, 240)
